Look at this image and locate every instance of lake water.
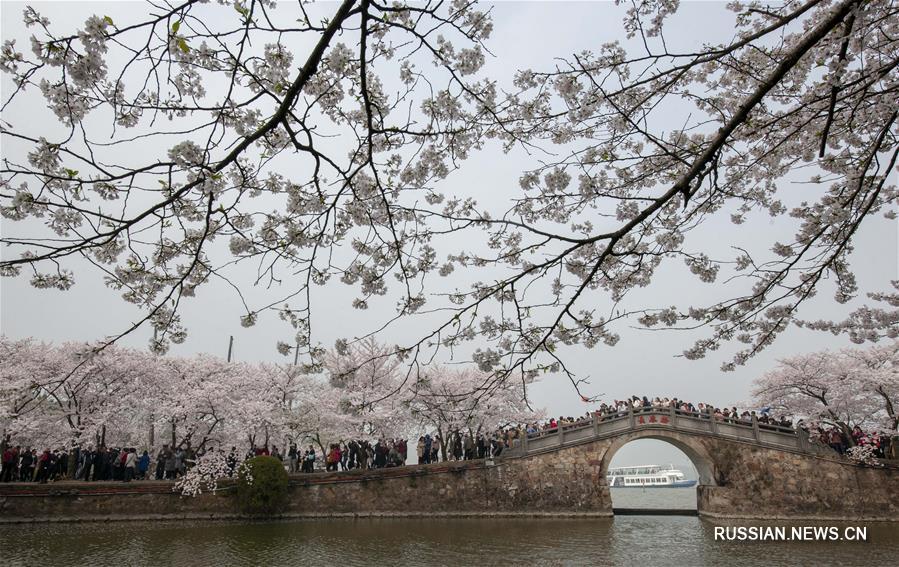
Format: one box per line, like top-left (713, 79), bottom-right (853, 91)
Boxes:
top-left (610, 485), bottom-right (698, 509)
top-left (2, 488), bottom-right (897, 566)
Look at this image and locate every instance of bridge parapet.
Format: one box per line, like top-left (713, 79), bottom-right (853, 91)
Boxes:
top-left (507, 406), bottom-right (834, 458)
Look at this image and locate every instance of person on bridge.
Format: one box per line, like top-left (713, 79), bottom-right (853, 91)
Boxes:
top-left (288, 444), bottom-right (298, 474)
top-left (302, 446), bottom-right (316, 473)
top-left (463, 434), bottom-right (474, 460)
top-left (35, 449), bottom-right (51, 484)
top-left (138, 450), bottom-right (150, 479)
top-left (326, 444), bottom-right (341, 472)
top-left (123, 448), bottom-right (137, 482)
top-left (430, 436), bottom-right (440, 463)
top-left (1, 445), bottom-right (17, 482)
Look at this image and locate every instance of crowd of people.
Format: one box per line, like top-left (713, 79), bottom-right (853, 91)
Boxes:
top-left (0, 443), bottom-right (183, 484)
top-left (515, 396), bottom-right (798, 440)
top-left (321, 439), bottom-right (410, 471)
top-left (275, 432), bottom-right (508, 475)
top-left (2, 395), bottom-right (895, 483)
top-left (0, 447), bottom-right (69, 483)
top-left (411, 431), bottom-right (508, 463)
top-left (811, 425), bottom-right (891, 458)
top-left (0, 429), bottom-right (515, 484)
top-left (592, 396), bottom-right (797, 428)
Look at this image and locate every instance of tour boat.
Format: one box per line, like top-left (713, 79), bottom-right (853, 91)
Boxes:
top-left (606, 464), bottom-right (697, 488)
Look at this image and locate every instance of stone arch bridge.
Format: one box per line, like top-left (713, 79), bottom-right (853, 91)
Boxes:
top-left (492, 406), bottom-right (898, 519)
top-left (507, 405), bottom-right (826, 485)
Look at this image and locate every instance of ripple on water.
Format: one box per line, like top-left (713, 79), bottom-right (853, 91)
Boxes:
top-left (2, 516), bottom-right (897, 566)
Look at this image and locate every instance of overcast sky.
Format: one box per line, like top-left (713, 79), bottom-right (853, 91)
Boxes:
top-left (1, 1), bottom-right (897, 469)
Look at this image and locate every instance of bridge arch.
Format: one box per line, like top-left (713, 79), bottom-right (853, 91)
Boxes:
top-left (600, 429), bottom-right (718, 486)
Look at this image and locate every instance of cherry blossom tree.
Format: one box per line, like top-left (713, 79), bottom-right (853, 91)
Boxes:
top-left (53, 343), bottom-right (151, 448)
top-left (282, 375), bottom-right (349, 456)
top-left (240, 362), bottom-right (311, 450)
top-left (0, 337), bottom-right (150, 449)
top-left (752, 341), bottom-right (899, 437)
top-left (148, 354), bottom-right (246, 451)
top-left (844, 340), bottom-right (899, 430)
top-left (408, 364), bottom-right (542, 457)
top-left (236, 361), bottom-right (351, 454)
top-left (0, 336), bottom-right (61, 446)
top-left (325, 337), bottom-right (415, 439)
top-left (1, 0), bottom-right (896, 401)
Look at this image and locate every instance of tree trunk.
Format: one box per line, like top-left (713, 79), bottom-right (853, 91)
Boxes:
top-left (876, 386), bottom-right (897, 430)
top-left (67, 433), bottom-right (79, 479)
top-left (314, 433), bottom-right (327, 462)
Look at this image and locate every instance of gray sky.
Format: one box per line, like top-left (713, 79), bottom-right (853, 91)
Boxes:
top-left (1, 1), bottom-right (897, 468)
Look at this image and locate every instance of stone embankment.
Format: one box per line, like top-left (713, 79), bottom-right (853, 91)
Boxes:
top-left (0, 457), bottom-right (610, 523)
top-left (2, 421), bottom-right (897, 523)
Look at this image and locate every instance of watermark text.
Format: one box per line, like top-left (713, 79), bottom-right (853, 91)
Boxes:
top-left (713, 526), bottom-right (867, 542)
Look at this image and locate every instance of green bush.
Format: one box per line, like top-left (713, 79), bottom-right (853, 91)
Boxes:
top-left (236, 456), bottom-right (289, 516)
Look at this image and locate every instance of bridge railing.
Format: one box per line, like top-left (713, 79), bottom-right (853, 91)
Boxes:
top-left (509, 405), bottom-right (836, 458)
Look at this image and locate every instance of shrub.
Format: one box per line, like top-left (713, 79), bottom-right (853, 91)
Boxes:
top-left (236, 456), bottom-right (289, 515)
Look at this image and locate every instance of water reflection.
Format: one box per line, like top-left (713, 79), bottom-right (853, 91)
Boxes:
top-left (2, 516), bottom-right (896, 566)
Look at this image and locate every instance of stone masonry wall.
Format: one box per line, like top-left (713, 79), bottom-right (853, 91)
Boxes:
top-left (694, 438), bottom-right (899, 520)
top-left (0, 457), bottom-right (612, 523)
